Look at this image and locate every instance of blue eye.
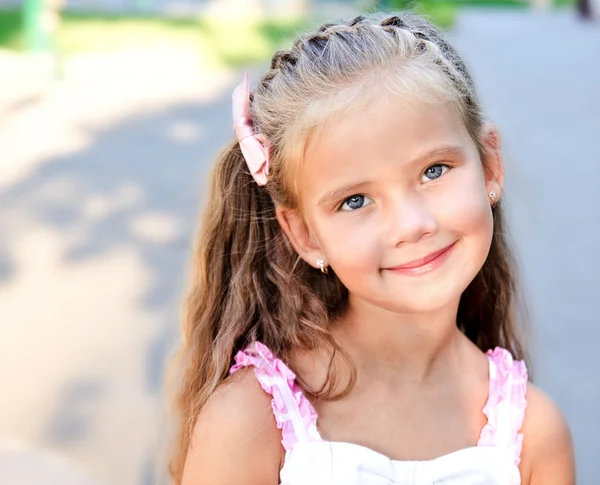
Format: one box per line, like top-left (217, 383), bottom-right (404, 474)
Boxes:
top-left (422, 164), bottom-right (450, 182)
top-left (340, 194), bottom-right (373, 211)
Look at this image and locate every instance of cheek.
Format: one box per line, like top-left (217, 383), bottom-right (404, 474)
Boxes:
top-left (317, 217), bottom-right (380, 269)
top-left (439, 169), bottom-right (494, 255)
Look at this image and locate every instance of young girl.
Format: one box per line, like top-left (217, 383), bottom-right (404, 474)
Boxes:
top-left (168, 11), bottom-right (574, 485)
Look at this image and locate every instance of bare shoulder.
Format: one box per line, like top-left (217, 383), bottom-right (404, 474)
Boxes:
top-left (181, 368), bottom-right (284, 485)
top-left (520, 383), bottom-right (575, 485)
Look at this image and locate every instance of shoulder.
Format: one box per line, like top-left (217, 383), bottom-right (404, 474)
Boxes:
top-left (519, 383), bottom-right (575, 485)
top-left (181, 368), bottom-right (284, 485)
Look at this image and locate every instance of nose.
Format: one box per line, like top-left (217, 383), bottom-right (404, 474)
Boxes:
top-left (385, 193), bottom-right (438, 247)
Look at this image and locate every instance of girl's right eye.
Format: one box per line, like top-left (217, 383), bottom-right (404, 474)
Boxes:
top-left (339, 194), bottom-right (373, 212)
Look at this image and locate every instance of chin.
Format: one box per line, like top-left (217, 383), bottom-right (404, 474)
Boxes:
top-left (381, 259), bottom-right (482, 314)
top-left (384, 286), bottom-right (463, 315)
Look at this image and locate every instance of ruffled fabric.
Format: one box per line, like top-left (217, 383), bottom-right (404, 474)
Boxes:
top-left (231, 341), bottom-right (528, 475)
top-left (478, 347), bottom-right (528, 466)
top-left (230, 341), bottom-right (321, 454)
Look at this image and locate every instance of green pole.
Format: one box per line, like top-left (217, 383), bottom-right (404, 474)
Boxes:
top-left (22, 0), bottom-right (54, 53)
top-left (22, 0), bottom-right (60, 82)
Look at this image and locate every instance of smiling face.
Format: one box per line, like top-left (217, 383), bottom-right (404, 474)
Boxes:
top-left (277, 92), bottom-right (503, 315)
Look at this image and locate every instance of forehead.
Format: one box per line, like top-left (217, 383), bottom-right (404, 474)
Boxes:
top-left (300, 95), bottom-right (472, 200)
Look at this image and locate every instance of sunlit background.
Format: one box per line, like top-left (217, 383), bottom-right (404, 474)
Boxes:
top-left (1, 0), bottom-right (598, 484)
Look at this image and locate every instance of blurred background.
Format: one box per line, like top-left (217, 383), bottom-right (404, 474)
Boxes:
top-left (0, 0), bottom-right (598, 484)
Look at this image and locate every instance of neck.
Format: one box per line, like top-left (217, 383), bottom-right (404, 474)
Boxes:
top-left (333, 295), bottom-right (467, 385)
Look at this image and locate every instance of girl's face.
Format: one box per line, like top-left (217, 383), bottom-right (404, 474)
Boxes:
top-left (277, 94), bottom-right (503, 314)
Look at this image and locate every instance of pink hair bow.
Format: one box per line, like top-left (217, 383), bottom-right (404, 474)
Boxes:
top-left (232, 73), bottom-right (270, 186)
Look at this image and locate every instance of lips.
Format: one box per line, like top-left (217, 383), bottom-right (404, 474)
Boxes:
top-left (387, 242), bottom-right (457, 271)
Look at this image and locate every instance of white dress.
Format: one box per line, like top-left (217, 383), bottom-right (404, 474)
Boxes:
top-left (230, 342), bottom-right (528, 485)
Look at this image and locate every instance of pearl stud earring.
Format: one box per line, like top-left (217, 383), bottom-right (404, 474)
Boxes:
top-left (316, 258), bottom-right (328, 274)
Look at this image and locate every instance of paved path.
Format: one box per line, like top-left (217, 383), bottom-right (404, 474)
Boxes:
top-left (0, 8), bottom-right (598, 485)
top-left (451, 10), bottom-right (600, 482)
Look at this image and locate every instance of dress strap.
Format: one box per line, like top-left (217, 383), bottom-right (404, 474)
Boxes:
top-left (229, 341), bottom-right (321, 456)
top-left (478, 347), bottom-right (528, 466)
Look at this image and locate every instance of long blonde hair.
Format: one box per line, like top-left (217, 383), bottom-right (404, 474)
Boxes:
top-left (167, 11), bottom-right (526, 484)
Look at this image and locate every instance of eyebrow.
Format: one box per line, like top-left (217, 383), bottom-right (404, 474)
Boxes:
top-left (316, 144), bottom-right (465, 207)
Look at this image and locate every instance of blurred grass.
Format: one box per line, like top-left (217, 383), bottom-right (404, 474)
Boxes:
top-left (0, 9), bottom-right (307, 68)
top-left (0, 0), bottom-right (578, 65)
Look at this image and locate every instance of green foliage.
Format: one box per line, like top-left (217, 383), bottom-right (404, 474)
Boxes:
top-left (376, 0), bottom-right (458, 28)
top-left (0, 0), bottom-right (578, 62)
top-left (387, 0), bottom-right (413, 8)
top-left (442, 0), bottom-right (528, 6)
top-left (386, 0), bottom-right (574, 10)
top-left (0, 8), bottom-right (307, 68)
top-left (388, 0), bottom-right (529, 11)
top-left (0, 9), bottom-right (24, 50)
top-left (378, 0), bottom-right (576, 29)
top-left (416, 1), bottom-right (459, 28)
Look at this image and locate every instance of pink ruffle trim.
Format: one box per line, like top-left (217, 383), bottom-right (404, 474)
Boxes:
top-left (231, 342), bottom-right (528, 465)
top-left (230, 341), bottom-right (320, 453)
top-left (478, 347), bottom-right (528, 466)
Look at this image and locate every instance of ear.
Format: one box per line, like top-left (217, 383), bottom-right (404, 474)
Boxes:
top-left (480, 123), bottom-right (504, 201)
top-left (276, 206), bottom-right (324, 270)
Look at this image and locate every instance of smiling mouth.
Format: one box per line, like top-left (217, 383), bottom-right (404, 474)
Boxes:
top-left (384, 242), bottom-right (457, 275)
